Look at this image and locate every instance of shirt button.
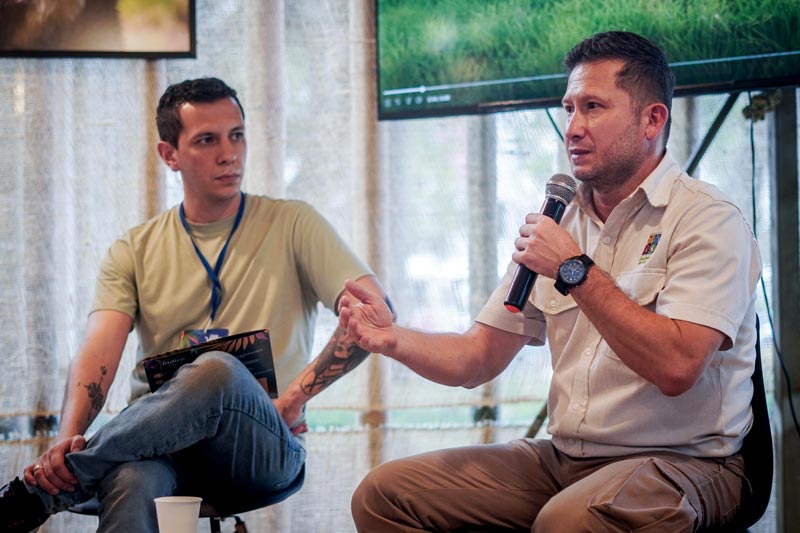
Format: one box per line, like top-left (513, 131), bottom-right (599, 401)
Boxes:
top-left (584, 348), bottom-right (592, 356)
top-left (549, 299), bottom-right (557, 308)
top-left (603, 236), bottom-right (611, 245)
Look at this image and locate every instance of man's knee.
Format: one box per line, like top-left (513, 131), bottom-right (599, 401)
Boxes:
top-left (351, 460), bottom-right (413, 529)
top-left (177, 351), bottom-right (252, 395)
top-left (351, 464), bottom-right (389, 526)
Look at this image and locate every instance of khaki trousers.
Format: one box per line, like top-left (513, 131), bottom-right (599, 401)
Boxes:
top-left (351, 439), bottom-right (745, 532)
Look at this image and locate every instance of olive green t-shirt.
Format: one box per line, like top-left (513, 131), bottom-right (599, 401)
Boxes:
top-left (91, 194), bottom-right (372, 402)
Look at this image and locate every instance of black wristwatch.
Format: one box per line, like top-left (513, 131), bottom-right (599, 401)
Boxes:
top-left (555, 254), bottom-right (594, 295)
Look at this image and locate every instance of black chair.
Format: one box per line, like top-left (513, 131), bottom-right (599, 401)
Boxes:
top-left (712, 316), bottom-right (773, 532)
top-left (69, 465), bottom-right (304, 532)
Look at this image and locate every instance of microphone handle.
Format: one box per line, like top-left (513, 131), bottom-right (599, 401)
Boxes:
top-left (503, 197), bottom-right (568, 313)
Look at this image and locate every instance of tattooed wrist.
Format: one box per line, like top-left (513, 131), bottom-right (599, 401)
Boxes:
top-left (300, 327), bottom-right (370, 396)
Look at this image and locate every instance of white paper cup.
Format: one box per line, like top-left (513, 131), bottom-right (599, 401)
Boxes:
top-left (154, 496), bottom-right (202, 533)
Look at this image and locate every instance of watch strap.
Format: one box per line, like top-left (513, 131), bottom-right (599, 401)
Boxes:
top-left (555, 254), bottom-right (594, 296)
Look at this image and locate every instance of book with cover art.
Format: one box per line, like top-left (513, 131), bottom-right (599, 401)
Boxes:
top-left (142, 329), bottom-right (278, 398)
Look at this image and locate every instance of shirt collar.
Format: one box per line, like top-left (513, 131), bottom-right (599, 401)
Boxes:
top-left (636, 152), bottom-right (684, 208)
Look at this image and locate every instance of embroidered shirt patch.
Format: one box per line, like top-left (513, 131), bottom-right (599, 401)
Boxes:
top-left (639, 233), bottom-right (661, 264)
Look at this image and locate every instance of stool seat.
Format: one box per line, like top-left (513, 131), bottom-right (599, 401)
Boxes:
top-left (68, 465), bottom-right (304, 532)
top-left (69, 496), bottom-right (246, 532)
top-left (68, 496), bottom-right (220, 517)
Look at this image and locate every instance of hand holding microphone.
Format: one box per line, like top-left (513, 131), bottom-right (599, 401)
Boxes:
top-left (504, 174), bottom-right (577, 313)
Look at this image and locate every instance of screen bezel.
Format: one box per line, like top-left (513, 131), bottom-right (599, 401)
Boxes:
top-left (375, 0), bottom-right (800, 120)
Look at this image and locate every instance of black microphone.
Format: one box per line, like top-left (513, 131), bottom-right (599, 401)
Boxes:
top-left (504, 173), bottom-right (577, 313)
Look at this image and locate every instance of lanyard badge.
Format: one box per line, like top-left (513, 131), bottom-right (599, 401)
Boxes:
top-left (179, 192), bottom-right (246, 327)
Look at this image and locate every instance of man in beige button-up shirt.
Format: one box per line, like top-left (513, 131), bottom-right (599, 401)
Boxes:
top-left (341, 31), bottom-right (760, 533)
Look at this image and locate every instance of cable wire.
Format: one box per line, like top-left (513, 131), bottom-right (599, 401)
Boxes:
top-left (747, 90), bottom-right (800, 440)
top-left (545, 107), bottom-right (564, 143)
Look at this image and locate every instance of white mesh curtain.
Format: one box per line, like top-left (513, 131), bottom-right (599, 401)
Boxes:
top-left (0, 2), bottom-right (375, 531)
top-left (0, 59), bottom-right (158, 529)
top-left (0, 1), bottom-right (780, 532)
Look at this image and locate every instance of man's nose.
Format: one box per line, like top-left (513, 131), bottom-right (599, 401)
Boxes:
top-left (217, 139), bottom-right (237, 164)
top-left (565, 112), bottom-right (586, 140)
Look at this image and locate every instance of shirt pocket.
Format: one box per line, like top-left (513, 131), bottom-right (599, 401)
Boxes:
top-left (532, 280), bottom-right (579, 317)
top-left (615, 268), bottom-right (666, 309)
top-left (532, 282), bottom-right (580, 355)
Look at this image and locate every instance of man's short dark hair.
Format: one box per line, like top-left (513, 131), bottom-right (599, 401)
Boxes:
top-left (564, 31), bottom-right (675, 142)
top-left (156, 77), bottom-right (245, 147)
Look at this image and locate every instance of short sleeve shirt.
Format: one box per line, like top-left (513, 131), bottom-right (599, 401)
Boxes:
top-left (91, 194), bottom-right (372, 402)
top-left (476, 155), bottom-right (762, 458)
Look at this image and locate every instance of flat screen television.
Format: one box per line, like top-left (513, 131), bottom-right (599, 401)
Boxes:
top-left (0, 0), bottom-right (195, 59)
top-left (376, 0), bottom-right (800, 120)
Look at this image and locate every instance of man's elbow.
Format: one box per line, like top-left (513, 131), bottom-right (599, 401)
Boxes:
top-left (657, 322), bottom-right (726, 396)
top-left (656, 366), bottom-right (703, 397)
top-left (460, 359), bottom-right (498, 390)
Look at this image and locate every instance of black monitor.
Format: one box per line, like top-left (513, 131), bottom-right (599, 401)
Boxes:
top-left (376, 0), bottom-right (800, 120)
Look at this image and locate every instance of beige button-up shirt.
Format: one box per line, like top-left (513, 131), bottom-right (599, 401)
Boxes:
top-left (476, 154), bottom-right (762, 458)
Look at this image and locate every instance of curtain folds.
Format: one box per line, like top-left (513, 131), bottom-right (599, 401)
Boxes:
top-left (1, 2), bottom-right (777, 532)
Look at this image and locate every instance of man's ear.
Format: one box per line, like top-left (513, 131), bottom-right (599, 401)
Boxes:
top-left (643, 102), bottom-right (669, 141)
top-left (157, 140), bottom-right (180, 172)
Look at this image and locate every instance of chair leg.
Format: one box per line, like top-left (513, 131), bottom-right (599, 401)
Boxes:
top-left (207, 515), bottom-right (247, 533)
top-left (525, 401), bottom-right (548, 438)
top-left (234, 515), bottom-right (248, 533)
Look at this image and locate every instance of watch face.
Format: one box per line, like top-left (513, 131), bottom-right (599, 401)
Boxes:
top-left (559, 259), bottom-right (586, 284)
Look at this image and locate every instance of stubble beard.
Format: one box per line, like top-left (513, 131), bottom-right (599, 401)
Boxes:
top-left (572, 123), bottom-right (646, 195)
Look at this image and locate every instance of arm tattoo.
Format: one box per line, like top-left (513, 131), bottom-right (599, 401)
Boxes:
top-left (81, 365), bottom-right (108, 422)
top-left (300, 326), bottom-right (370, 396)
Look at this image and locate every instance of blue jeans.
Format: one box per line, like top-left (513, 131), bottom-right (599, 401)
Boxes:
top-left (34, 351), bottom-right (306, 533)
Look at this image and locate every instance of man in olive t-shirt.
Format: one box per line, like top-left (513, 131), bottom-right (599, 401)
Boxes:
top-left (0, 77), bottom-right (390, 533)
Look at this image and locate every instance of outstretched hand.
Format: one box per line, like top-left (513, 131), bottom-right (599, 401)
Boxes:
top-left (24, 435), bottom-right (85, 495)
top-left (338, 279), bottom-right (396, 355)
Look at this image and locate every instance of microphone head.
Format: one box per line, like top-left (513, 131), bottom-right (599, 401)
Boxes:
top-left (545, 173), bottom-right (577, 205)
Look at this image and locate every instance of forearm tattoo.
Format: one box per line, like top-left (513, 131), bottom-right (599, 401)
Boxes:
top-left (300, 326), bottom-right (370, 396)
top-left (81, 365), bottom-right (108, 422)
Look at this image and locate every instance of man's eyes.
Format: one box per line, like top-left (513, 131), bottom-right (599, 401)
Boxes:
top-left (563, 102), bottom-right (601, 113)
top-left (193, 131), bottom-right (244, 144)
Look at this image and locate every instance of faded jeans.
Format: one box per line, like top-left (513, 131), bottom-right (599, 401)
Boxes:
top-left (32, 351), bottom-right (306, 533)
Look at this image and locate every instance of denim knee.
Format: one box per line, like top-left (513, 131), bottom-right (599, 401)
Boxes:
top-left (175, 351), bottom-right (255, 399)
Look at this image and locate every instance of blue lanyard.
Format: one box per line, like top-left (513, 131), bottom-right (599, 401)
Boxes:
top-left (179, 192), bottom-right (246, 324)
